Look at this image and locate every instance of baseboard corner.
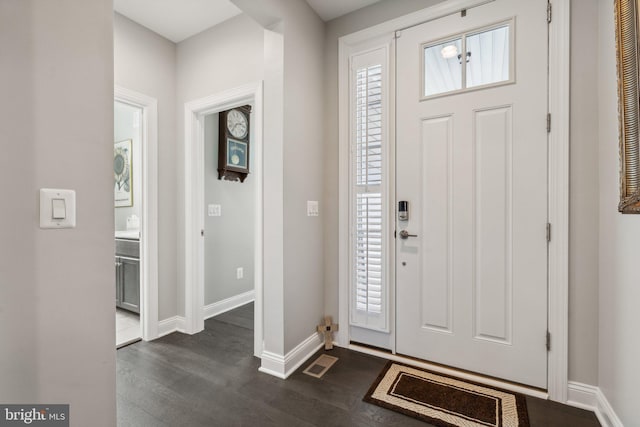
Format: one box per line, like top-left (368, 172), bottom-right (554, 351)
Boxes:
top-left (566, 382), bottom-right (623, 427)
top-left (259, 332), bottom-right (323, 380)
top-left (158, 316), bottom-right (186, 337)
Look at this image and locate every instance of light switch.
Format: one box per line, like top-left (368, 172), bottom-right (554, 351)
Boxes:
top-left (52, 199), bottom-right (66, 220)
top-left (208, 204), bottom-right (221, 217)
top-left (307, 201), bottom-right (319, 217)
top-left (40, 189), bottom-right (76, 229)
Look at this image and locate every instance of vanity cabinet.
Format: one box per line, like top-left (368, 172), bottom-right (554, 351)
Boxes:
top-left (115, 238), bottom-right (140, 314)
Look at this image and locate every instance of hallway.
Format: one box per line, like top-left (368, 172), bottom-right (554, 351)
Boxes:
top-left (117, 304), bottom-right (600, 426)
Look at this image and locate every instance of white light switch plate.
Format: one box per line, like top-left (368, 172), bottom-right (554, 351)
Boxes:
top-left (208, 204), bottom-right (221, 217)
top-left (236, 267), bottom-right (243, 279)
top-left (307, 201), bottom-right (319, 217)
top-left (40, 188), bottom-right (76, 229)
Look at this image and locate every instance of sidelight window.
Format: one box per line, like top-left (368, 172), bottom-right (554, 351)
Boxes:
top-left (350, 48), bottom-right (389, 332)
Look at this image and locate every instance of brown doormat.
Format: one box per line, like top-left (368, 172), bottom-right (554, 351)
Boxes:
top-left (363, 362), bottom-right (530, 427)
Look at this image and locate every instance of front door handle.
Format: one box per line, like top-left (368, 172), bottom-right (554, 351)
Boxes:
top-left (399, 229), bottom-right (418, 239)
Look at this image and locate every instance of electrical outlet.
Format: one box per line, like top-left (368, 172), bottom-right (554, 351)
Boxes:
top-left (236, 267), bottom-right (243, 279)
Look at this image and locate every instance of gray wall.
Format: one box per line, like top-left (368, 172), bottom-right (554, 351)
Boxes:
top-left (203, 114), bottom-right (255, 305)
top-left (176, 13), bottom-right (264, 317)
top-left (114, 13), bottom-right (178, 320)
top-left (597, 0), bottom-right (640, 423)
top-left (280, 0), bottom-right (326, 354)
top-left (0, 0), bottom-right (116, 425)
top-left (322, 0), bottom-right (602, 386)
top-left (114, 101), bottom-right (143, 232)
top-left (569, 0), bottom-right (600, 386)
top-left (233, 0), bottom-right (327, 354)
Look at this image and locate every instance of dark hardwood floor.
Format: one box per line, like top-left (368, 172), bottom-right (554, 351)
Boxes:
top-left (117, 303), bottom-right (600, 426)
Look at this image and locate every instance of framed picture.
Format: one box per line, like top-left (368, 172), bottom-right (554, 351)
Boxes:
top-left (615, 0), bottom-right (640, 213)
top-left (114, 139), bottom-right (133, 207)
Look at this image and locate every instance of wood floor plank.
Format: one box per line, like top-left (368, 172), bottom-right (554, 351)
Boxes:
top-left (117, 302), bottom-right (600, 427)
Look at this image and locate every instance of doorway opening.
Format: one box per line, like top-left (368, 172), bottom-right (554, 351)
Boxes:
top-left (183, 82), bottom-right (264, 358)
top-left (337, 0), bottom-right (570, 402)
top-left (201, 111), bottom-right (257, 332)
top-left (114, 86), bottom-right (159, 347)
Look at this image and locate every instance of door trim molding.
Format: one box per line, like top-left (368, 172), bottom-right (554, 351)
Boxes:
top-left (547, 0), bottom-right (570, 403)
top-left (338, 0), bottom-right (570, 402)
top-left (183, 81), bottom-right (264, 358)
top-left (114, 86), bottom-right (159, 342)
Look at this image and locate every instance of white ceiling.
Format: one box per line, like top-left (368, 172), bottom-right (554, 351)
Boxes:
top-left (113, 0), bottom-right (242, 43)
top-left (305, 0), bottom-right (383, 21)
top-left (114, 0), bottom-right (384, 43)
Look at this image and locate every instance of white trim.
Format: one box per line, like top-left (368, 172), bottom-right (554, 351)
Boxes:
top-left (594, 388), bottom-right (624, 427)
top-left (204, 291), bottom-right (255, 320)
top-left (347, 344), bottom-right (548, 400)
top-left (566, 382), bottom-right (624, 427)
top-left (157, 316), bottom-right (187, 337)
top-left (547, 0), bottom-right (570, 402)
top-left (183, 82), bottom-right (264, 359)
top-left (340, 0), bottom-right (495, 46)
top-left (338, 0), bottom-right (571, 401)
top-left (258, 333), bottom-right (323, 379)
top-left (114, 86), bottom-right (159, 342)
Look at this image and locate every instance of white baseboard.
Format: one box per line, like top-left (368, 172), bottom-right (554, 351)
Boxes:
top-left (157, 316), bottom-right (186, 338)
top-left (567, 382), bottom-right (623, 427)
top-left (259, 332), bottom-right (323, 379)
top-left (567, 381), bottom-right (598, 411)
top-left (204, 290), bottom-right (255, 320)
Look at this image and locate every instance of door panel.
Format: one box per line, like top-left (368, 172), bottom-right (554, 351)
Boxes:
top-left (473, 106), bottom-right (513, 344)
top-left (420, 115), bottom-right (454, 333)
top-left (396, 0), bottom-right (548, 388)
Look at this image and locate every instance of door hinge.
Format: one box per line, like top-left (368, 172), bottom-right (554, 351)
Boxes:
top-left (546, 331), bottom-right (551, 351)
top-left (201, 229), bottom-right (205, 237)
top-left (394, 30), bottom-right (402, 39)
top-left (546, 113), bottom-right (551, 133)
top-left (547, 2), bottom-right (552, 23)
top-left (461, 9), bottom-right (467, 17)
top-left (546, 223), bottom-right (551, 242)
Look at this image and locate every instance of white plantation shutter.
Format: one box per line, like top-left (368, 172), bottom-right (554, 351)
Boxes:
top-left (350, 49), bottom-right (388, 331)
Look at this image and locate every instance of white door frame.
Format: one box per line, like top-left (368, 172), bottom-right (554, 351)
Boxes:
top-left (184, 82), bottom-right (264, 358)
top-left (337, 0), bottom-right (570, 402)
top-left (114, 86), bottom-right (160, 341)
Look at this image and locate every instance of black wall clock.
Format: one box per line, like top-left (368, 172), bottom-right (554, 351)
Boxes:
top-left (218, 105), bottom-right (251, 182)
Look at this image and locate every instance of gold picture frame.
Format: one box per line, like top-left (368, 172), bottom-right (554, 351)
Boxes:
top-left (615, 0), bottom-right (640, 213)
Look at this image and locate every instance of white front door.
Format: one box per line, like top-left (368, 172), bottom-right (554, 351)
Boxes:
top-left (395, 0), bottom-right (549, 388)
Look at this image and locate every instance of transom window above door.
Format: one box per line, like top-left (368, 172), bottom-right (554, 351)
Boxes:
top-left (422, 19), bottom-right (514, 99)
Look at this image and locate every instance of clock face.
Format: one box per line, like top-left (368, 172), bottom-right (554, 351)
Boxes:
top-left (227, 109), bottom-right (248, 139)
